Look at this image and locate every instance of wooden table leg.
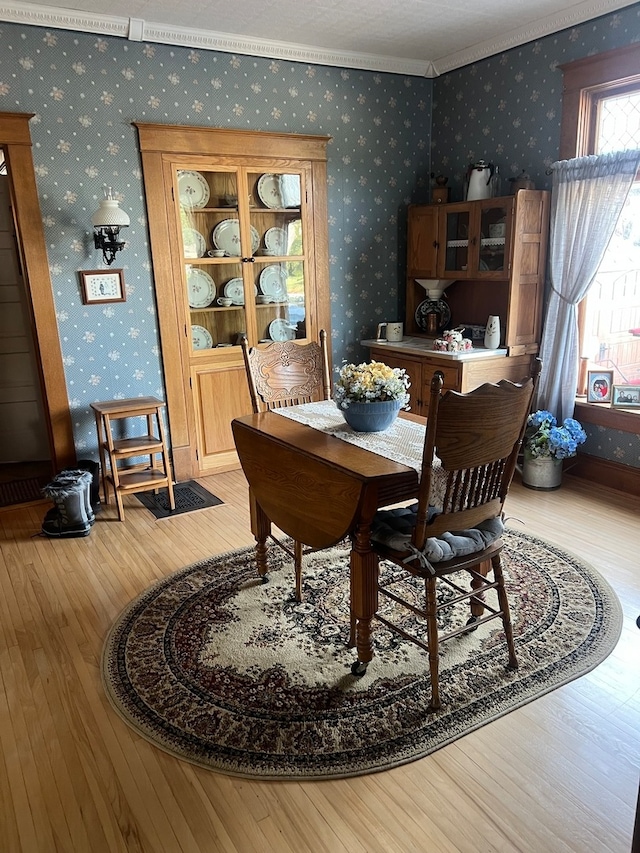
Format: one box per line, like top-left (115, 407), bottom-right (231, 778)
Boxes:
top-left (349, 521), bottom-right (379, 667)
top-left (249, 489), bottom-right (271, 580)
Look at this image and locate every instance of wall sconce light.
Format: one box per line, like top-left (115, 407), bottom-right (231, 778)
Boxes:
top-left (91, 187), bottom-right (130, 266)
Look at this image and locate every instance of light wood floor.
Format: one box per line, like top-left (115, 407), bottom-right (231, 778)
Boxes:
top-left (0, 470), bottom-right (638, 853)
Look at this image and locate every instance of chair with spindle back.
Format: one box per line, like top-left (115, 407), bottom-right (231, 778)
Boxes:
top-left (240, 330), bottom-right (331, 601)
top-left (356, 360), bottom-right (541, 710)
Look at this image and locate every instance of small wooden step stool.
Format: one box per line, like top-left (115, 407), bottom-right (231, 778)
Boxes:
top-left (90, 397), bottom-right (175, 522)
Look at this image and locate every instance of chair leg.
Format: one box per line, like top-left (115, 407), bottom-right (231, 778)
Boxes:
top-left (425, 577), bottom-right (441, 710)
top-left (294, 539), bottom-right (303, 602)
top-left (492, 553), bottom-right (518, 670)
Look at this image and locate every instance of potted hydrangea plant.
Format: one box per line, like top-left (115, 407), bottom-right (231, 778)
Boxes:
top-left (334, 360), bottom-right (410, 432)
top-left (522, 410), bottom-right (587, 490)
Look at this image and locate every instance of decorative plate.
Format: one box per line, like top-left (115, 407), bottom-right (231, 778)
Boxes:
top-left (414, 298), bottom-right (452, 334)
top-left (191, 324), bottom-right (213, 350)
top-left (269, 318), bottom-right (296, 342)
top-left (259, 265), bottom-right (287, 301)
top-left (257, 174), bottom-right (283, 209)
top-left (280, 174), bottom-right (301, 208)
top-left (223, 278), bottom-right (245, 305)
top-left (264, 226), bottom-right (288, 256)
top-left (177, 170), bottom-right (210, 209)
top-left (183, 227), bottom-right (206, 259)
top-left (222, 278), bottom-right (257, 305)
top-left (187, 268), bottom-right (215, 308)
top-left (211, 220), bottom-right (260, 256)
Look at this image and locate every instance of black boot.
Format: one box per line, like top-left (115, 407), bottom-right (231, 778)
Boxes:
top-left (77, 459), bottom-right (101, 515)
top-left (41, 477), bottom-right (92, 538)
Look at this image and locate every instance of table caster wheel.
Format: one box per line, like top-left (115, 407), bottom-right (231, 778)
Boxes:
top-left (351, 660), bottom-right (367, 677)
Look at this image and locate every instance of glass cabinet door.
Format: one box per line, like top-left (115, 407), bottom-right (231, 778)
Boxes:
top-left (247, 170), bottom-right (308, 343)
top-left (440, 206), bottom-right (471, 276)
top-left (176, 166), bottom-right (309, 352)
top-left (177, 167), bottom-right (250, 352)
top-left (479, 201), bottom-right (509, 274)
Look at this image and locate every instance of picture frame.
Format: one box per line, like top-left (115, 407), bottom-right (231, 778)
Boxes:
top-left (79, 269), bottom-right (126, 304)
top-left (586, 370), bottom-right (613, 403)
top-left (611, 384), bottom-right (640, 409)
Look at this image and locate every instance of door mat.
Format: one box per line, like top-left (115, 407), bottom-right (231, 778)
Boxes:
top-left (134, 481), bottom-right (223, 519)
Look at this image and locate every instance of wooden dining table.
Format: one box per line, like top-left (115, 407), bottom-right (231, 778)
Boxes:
top-left (231, 408), bottom-right (420, 669)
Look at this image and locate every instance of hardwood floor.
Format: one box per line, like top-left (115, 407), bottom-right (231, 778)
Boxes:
top-left (0, 471), bottom-right (638, 853)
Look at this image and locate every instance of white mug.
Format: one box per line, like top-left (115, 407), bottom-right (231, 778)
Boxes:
top-left (376, 322), bottom-right (403, 342)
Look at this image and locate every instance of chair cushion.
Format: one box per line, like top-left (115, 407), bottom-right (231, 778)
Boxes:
top-left (371, 502), bottom-right (504, 562)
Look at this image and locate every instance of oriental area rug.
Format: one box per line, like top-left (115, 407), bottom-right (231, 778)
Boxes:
top-left (102, 528), bottom-right (622, 780)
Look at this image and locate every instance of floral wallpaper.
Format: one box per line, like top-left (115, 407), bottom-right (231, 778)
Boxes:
top-left (0, 4), bottom-right (638, 468)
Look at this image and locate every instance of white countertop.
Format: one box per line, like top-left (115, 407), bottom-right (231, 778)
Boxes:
top-left (362, 337), bottom-right (508, 360)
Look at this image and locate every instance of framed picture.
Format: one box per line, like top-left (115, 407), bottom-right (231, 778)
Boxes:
top-left (79, 269), bottom-right (126, 304)
top-left (586, 370), bottom-right (613, 403)
top-left (611, 385), bottom-right (640, 409)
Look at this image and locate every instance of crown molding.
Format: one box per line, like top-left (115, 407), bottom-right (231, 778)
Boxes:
top-left (431, 0), bottom-right (640, 75)
top-left (0, 1), bottom-right (431, 76)
top-left (0, 0), bottom-right (638, 78)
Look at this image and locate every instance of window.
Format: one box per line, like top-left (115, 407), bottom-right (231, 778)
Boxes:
top-left (582, 91), bottom-right (640, 386)
top-left (559, 44), bottom-right (640, 398)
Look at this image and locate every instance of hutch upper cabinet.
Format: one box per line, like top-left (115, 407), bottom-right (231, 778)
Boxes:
top-left (135, 124), bottom-right (331, 480)
top-left (367, 190), bottom-right (549, 416)
top-left (405, 190), bottom-right (550, 354)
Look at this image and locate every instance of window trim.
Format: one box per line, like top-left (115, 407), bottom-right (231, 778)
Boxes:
top-left (559, 43), bottom-right (640, 434)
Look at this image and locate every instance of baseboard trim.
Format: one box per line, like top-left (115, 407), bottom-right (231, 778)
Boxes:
top-left (565, 452), bottom-right (640, 498)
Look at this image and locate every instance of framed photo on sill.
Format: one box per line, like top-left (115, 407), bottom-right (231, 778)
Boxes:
top-left (611, 384), bottom-right (640, 409)
top-left (586, 370), bottom-right (613, 403)
top-left (79, 269), bottom-right (126, 304)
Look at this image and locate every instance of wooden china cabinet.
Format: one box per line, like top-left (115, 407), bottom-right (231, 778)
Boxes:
top-left (135, 124), bottom-right (331, 480)
top-left (368, 190), bottom-right (550, 416)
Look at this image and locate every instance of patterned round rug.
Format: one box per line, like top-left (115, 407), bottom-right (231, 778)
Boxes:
top-left (102, 528), bottom-right (622, 779)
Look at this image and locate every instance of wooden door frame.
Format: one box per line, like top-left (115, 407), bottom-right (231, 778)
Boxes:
top-left (1, 112), bottom-right (75, 472)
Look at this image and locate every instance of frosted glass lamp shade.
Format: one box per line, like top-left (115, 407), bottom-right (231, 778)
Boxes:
top-left (92, 188), bottom-right (129, 265)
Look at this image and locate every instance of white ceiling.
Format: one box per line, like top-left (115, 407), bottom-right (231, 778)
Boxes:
top-left (1, 0), bottom-right (637, 75)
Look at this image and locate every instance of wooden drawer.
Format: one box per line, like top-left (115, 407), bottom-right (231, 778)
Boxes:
top-left (421, 361), bottom-right (461, 392)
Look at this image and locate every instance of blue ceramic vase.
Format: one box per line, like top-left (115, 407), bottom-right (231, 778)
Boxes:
top-left (341, 399), bottom-right (402, 432)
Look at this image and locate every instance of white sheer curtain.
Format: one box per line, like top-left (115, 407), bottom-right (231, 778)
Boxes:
top-left (536, 150), bottom-right (640, 421)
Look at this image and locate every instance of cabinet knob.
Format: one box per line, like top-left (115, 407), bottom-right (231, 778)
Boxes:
top-left (433, 240), bottom-right (439, 249)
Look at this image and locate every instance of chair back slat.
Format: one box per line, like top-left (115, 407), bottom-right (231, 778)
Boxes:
top-left (412, 360), bottom-right (540, 551)
top-left (241, 330), bottom-right (331, 413)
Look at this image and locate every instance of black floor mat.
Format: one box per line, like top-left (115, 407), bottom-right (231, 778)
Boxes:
top-left (134, 481), bottom-right (223, 519)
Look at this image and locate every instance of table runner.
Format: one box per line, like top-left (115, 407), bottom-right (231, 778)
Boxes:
top-left (273, 400), bottom-right (426, 473)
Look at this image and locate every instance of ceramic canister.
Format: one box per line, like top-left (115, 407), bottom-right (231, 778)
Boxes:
top-left (484, 315), bottom-right (501, 349)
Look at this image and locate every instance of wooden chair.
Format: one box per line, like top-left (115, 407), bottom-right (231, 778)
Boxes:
top-left (358, 360), bottom-right (541, 710)
top-left (240, 331), bottom-right (331, 601)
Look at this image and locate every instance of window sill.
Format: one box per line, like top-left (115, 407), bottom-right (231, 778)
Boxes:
top-left (574, 399), bottom-right (640, 433)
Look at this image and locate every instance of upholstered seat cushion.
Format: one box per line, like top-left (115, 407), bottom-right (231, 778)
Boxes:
top-left (371, 502), bottom-right (504, 563)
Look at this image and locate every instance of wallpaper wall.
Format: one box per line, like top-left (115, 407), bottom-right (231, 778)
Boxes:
top-left (0, 4), bottom-right (639, 468)
top-left (0, 21), bottom-right (432, 452)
